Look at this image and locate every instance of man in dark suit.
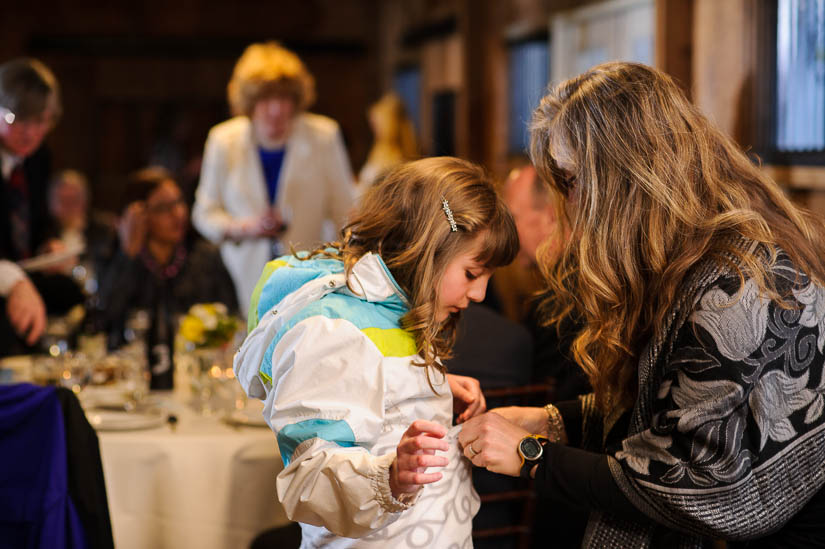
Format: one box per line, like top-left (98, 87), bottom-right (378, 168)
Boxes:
top-left (503, 164), bottom-right (591, 549)
top-left (0, 58), bottom-right (82, 355)
top-left (503, 164), bottom-right (590, 401)
top-left (0, 58), bottom-right (61, 261)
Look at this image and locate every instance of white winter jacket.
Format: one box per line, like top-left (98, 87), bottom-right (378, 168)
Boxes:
top-left (234, 251), bottom-right (479, 548)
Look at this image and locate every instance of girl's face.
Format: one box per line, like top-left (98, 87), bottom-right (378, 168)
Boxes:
top-left (435, 233), bottom-right (493, 323)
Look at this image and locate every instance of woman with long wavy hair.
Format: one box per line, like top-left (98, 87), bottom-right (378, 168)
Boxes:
top-left (459, 62), bottom-right (825, 547)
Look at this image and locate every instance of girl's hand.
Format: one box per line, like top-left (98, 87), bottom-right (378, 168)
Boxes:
top-left (447, 373), bottom-right (487, 423)
top-left (458, 411), bottom-right (530, 477)
top-left (390, 420), bottom-right (449, 499)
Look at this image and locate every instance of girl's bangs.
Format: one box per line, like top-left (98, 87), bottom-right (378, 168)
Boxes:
top-left (475, 209), bottom-right (519, 269)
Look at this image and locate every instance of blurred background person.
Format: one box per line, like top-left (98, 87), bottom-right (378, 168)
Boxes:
top-left (98, 167), bottom-right (237, 389)
top-left (503, 164), bottom-right (558, 270)
top-left (502, 163), bottom-right (589, 549)
top-left (192, 41), bottom-right (355, 317)
top-left (0, 57), bottom-right (61, 263)
top-left (502, 163), bottom-right (589, 401)
top-left (47, 169), bottom-right (89, 254)
top-left (46, 169), bottom-right (117, 293)
top-left (0, 57), bottom-right (84, 342)
top-left (357, 92), bottom-right (418, 190)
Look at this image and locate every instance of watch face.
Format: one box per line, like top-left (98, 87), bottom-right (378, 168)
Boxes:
top-left (519, 436), bottom-right (544, 460)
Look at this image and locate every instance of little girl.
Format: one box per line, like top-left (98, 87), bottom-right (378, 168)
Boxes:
top-left (234, 156), bottom-right (518, 547)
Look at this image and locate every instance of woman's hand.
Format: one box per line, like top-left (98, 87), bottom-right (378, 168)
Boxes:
top-left (390, 420), bottom-right (450, 499)
top-left (447, 373), bottom-right (487, 423)
top-left (254, 208), bottom-right (286, 238)
top-left (118, 202), bottom-right (148, 258)
top-left (6, 277), bottom-right (46, 345)
top-left (458, 411), bottom-right (531, 477)
top-left (227, 208), bottom-right (286, 240)
top-left (489, 406), bottom-right (549, 437)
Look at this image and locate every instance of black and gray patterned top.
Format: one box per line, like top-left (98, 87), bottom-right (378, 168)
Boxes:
top-left (537, 241), bottom-right (825, 548)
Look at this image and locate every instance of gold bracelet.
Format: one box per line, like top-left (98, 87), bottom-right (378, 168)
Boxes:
top-left (544, 403), bottom-right (568, 445)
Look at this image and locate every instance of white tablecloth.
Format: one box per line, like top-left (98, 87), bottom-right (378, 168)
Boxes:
top-left (97, 396), bottom-right (291, 549)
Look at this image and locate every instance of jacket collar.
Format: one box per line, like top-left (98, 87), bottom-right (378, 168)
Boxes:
top-left (347, 252), bottom-right (410, 308)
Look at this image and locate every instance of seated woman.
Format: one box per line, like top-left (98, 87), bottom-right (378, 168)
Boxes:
top-left (97, 167), bottom-right (237, 389)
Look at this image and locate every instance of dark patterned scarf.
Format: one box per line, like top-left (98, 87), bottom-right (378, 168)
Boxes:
top-left (582, 239), bottom-right (825, 547)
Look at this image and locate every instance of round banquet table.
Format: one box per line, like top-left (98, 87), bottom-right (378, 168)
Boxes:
top-left (96, 394), bottom-right (291, 549)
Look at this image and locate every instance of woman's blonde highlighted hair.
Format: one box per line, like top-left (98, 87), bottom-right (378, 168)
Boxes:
top-left (305, 156), bottom-right (518, 378)
top-left (530, 62), bottom-right (825, 414)
top-left (227, 41), bottom-right (316, 117)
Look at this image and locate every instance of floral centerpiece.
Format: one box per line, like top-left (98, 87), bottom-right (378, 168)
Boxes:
top-left (179, 303), bottom-right (240, 350)
top-left (177, 303), bottom-right (241, 414)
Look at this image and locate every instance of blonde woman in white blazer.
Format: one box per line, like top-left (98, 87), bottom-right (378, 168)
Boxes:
top-left (192, 42), bottom-right (355, 316)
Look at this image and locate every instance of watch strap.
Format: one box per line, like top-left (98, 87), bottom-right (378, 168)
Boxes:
top-left (518, 435), bottom-right (547, 478)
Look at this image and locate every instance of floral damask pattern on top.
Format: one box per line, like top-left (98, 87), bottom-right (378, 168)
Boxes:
top-left (691, 278), bottom-right (769, 362)
top-left (589, 246), bottom-right (825, 547)
top-left (615, 261), bottom-right (825, 491)
top-left (794, 281), bottom-right (825, 352)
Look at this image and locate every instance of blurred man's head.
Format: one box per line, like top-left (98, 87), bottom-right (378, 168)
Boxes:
top-left (49, 170), bottom-right (89, 230)
top-left (0, 58), bottom-right (61, 158)
top-left (503, 164), bottom-right (557, 267)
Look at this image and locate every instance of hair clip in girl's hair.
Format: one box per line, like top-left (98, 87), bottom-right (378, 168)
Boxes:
top-left (441, 196), bottom-right (458, 232)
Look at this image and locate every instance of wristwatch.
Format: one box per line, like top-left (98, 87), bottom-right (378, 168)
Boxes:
top-left (518, 434), bottom-right (548, 478)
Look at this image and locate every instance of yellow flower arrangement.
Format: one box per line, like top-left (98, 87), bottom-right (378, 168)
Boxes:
top-left (178, 303), bottom-right (240, 349)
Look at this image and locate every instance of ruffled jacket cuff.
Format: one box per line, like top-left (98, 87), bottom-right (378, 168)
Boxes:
top-left (371, 452), bottom-right (421, 512)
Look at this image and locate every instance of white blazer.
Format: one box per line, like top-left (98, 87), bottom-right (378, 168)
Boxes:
top-left (192, 113), bottom-right (355, 316)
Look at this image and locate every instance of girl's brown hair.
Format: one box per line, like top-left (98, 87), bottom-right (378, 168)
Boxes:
top-left (530, 62), bottom-right (825, 414)
top-left (307, 156), bottom-right (518, 377)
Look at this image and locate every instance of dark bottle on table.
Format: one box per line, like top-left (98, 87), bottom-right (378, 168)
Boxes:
top-left (147, 287), bottom-right (174, 390)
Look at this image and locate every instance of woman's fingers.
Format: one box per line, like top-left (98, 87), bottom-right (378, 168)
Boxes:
top-left (458, 411), bottom-right (531, 476)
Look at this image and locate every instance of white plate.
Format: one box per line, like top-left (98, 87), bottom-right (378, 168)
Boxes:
top-left (87, 410), bottom-right (166, 431)
top-left (81, 386), bottom-right (134, 410)
top-left (0, 355), bottom-right (33, 381)
top-left (17, 244), bottom-right (84, 272)
top-left (224, 410), bottom-right (268, 428)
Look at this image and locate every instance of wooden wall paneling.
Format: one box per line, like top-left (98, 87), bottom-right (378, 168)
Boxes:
top-left (3, 1), bottom-right (380, 214)
top-left (655, 0), bottom-right (693, 95)
top-left (463, 0), bottom-right (510, 176)
top-left (550, 0), bottom-right (655, 85)
top-left (692, 0), bottom-right (757, 145)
